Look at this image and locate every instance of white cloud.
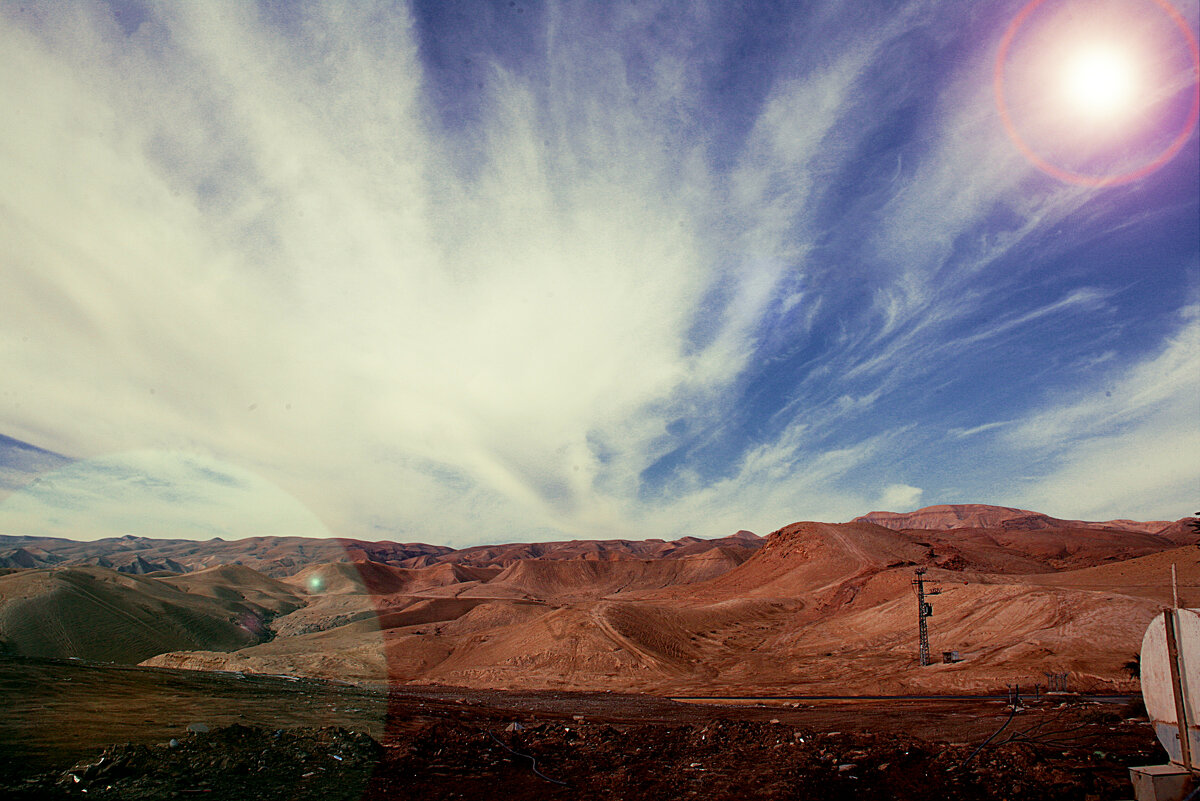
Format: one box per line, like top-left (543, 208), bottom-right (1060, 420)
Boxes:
top-left (878, 483), bottom-right (924, 512)
top-left (633, 422), bottom-right (919, 538)
top-left (0, 451), bottom-right (332, 541)
top-left (0, 3), bottom-right (803, 543)
top-left (1000, 307), bottom-right (1200, 521)
top-left (0, 3), bottom-right (1193, 546)
top-left (949, 421), bottom-right (1012, 439)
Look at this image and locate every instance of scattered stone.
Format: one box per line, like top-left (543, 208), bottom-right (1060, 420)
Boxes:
top-left (30, 724), bottom-right (384, 801)
top-left (0, 700), bottom-right (1155, 800)
top-left (186, 723), bottom-right (209, 734)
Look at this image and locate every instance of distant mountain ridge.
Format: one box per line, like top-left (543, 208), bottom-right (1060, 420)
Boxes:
top-left (2, 504), bottom-right (1197, 696)
top-left (852, 503), bottom-right (1172, 534)
top-left (0, 529), bottom-right (765, 577)
top-left (2, 503), bottom-right (1186, 578)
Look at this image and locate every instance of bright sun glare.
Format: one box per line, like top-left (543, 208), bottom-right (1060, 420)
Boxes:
top-left (1060, 44), bottom-right (1139, 119)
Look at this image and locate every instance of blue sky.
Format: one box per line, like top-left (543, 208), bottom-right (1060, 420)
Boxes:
top-left (0, 0), bottom-right (1197, 546)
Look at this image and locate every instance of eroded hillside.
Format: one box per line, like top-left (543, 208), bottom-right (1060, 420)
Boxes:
top-left (1, 505), bottom-right (1193, 694)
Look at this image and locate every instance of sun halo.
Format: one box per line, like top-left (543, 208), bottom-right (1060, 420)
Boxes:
top-left (995, 0), bottom-right (1200, 187)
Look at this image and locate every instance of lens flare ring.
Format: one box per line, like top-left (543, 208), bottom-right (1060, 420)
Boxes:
top-left (995, 0), bottom-right (1200, 187)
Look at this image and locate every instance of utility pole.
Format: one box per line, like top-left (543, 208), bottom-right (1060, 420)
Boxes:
top-left (912, 568), bottom-right (941, 666)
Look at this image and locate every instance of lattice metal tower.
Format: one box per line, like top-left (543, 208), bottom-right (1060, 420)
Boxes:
top-left (912, 568), bottom-right (941, 666)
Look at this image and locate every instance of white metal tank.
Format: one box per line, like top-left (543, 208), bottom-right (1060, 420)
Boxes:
top-left (1140, 608), bottom-right (1200, 766)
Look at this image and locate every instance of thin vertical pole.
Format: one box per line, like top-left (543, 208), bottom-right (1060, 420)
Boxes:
top-left (1164, 609), bottom-right (1192, 771)
top-left (1173, 564), bottom-right (1179, 610)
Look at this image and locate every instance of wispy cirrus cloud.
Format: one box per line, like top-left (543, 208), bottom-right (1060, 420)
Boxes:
top-left (0, 450), bottom-right (332, 541)
top-left (0, 1), bottom-right (1195, 545)
top-left (998, 306), bottom-right (1200, 520)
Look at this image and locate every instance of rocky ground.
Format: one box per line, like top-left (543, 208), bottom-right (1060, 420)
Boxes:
top-left (0, 656), bottom-right (1164, 800)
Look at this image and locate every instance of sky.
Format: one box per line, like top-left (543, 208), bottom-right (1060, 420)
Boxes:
top-left (0, 0), bottom-right (1197, 547)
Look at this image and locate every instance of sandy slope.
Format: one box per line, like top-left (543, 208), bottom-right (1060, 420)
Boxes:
top-left (136, 514), bottom-right (1197, 694)
top-left (854, 503), bottom-right (1172, 534)
top-left (0, 566), bottom-right (298, 663)
top-left (1011, 546), bottom-right (1200, 605)
top-left (4, 506), bottom-right (1194, 695)
top-left (159, 564), bottom-right (306, 612)
top-left (464, 550), bottom-right (747, 601)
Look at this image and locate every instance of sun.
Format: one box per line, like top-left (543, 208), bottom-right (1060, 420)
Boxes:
top-left (995, 0), bottom-right (1200, 186)
top-left (1060, 43), bottom-right (1140, 119)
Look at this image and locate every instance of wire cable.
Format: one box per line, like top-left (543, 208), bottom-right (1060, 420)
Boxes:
top-left (957, 703), bottom-right (1018, 770)
top-left (483, 730), bottom-right (568, 787)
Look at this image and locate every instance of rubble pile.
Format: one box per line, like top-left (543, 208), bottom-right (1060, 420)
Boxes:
top-left (372, 717), bottom-right (1148, 801)
top-left (11, 725), bottom-right (380, 801)
top-left (2, 713), bottom-right (1158, 800)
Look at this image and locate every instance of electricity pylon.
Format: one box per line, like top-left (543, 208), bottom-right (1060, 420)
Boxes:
top-left (913, 567), bottom-right (942, 666)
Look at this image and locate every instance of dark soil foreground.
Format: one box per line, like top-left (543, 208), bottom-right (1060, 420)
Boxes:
top-left (0, 656), bottom-right (1164, 800)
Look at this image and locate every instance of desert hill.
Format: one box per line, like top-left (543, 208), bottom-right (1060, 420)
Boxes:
top-left (158, 564), bottom-right (308, 612)
top-left (0, 533), bottom-right (451, 576)
top-left (686, 520), bottom-right (931, 600)
top-left (1150, 517), bottom-right (1200, 545)
top-left (877, 524), bottom-right (1184, 574)
top-left (432, 532), bottom-right (764, 569)
top-left (460, 549), bottom-right (751, 602)
top-left (0, 530), bottom-right (763, 576)
top-left (1012, 546), bottom-right (1200, 606)
top-left (854, 503), bottom-right (1171, 534)
top-left (0, 565), bottom-right (303, 663)
top-left (4, 505), bottom-right (1196, 695)
top-left (283, 561), bottom-right (502, 597)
